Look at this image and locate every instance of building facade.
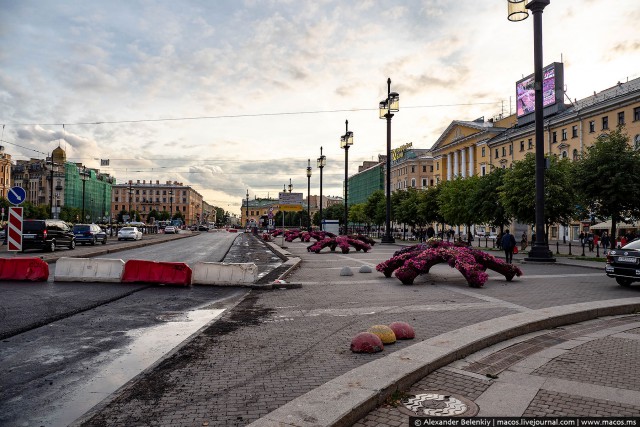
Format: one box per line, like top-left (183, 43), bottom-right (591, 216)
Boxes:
top-left (348, 159), bottom-right (384, 206)
top-left (388, 144), bottom-right (434, 192)
top-left (0, 146), bottom-right (11, 200)
top-left (111, 180), bottom-right (203, 224)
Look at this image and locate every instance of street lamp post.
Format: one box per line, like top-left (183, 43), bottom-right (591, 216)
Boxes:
top-left (288, 179), bottom-right (293, 193)
top-left (340, 119), bottom-right (354, 235)
top-left (48, 155), bottom-right (57, 219)
top-left (306, 159), bottom-right (312, 232)
top-left (169, 189), bottom-right (173, 222)
top-left (317, 147), bottom-right (326, 231)
top-left (81, 167), bottom-right (88, 223)
top-left (379, 78), bottom-right (399, 244)
top-left (245, 189), bottom-right (249, 228)
top-left (128, 180), bottom-right (133, 222)
top-left (508, 0), bottom-right (554, 262)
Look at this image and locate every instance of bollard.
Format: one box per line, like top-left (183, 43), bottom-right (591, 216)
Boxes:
top-left (581, 243), bottom-right (586, 257)
top-left (568, 242), bottom-right (572, 255)
top-left (596, 244), bottom-right (600, 258)
top-left (485, 237), bottom-right (488, 248)
top-left (556, 241), bottom-right (560, 255)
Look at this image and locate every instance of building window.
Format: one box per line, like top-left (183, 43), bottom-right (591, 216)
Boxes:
top-left (422, 165), bottom-right (426, 172)
top-left (634, 107), bottom-right (640, 121)
top-left (436, 162), bottom-right (439, 171)
top-left (502, 147), bottom-right (506, 157)
top-left (589, 121), bottom-right (595, 133)
top-left (162, 190), bottom-right (166, 195)
top-left (520, 141), bottom-right (525, 151)
top-left (411, 166), bottom-right (415, 173)
top-left (142, 190), bottom-right (146, 195)
top-left (422, 178), bottom-right (427, 187)
top-left (183, 206), bottom-right (186, 212)
top-left (602, 116), bottom-right (609, 130)
top-left (572, 125), bottom-right (578, 138)
top-left (482, 147), bottom-right (486, 157)
top-left (430, 165), bottom-right (433, 172)
top-left (135, 190), bottom-right (139, 195)
top-left (495, 149), bottom-right (499, 158)
top-left (481, 165), bottom-right (486, 176)
top-left (573, 149), bottom-right (579, 161)
top-left (115, 197), bottom-right (119, 202)
top-left (509, 145), bottom-right (513, 155)
top-left (552, 131), bottom-right (557, 143)
top-left (562, 129), bottom-right (567, 140)
top-left (528, 139), bottom-right (533, 149)
top-left (430, 179), bottom-right (434, 186)
top-left (411, 178), bottom-right (416, 187)
top-left (561, 150), bottom-right (568, 158)
top-left (635, 135), bottom-right (640, 151)
top-left (618, 111), bottom-right (625, 125)
top-left (115, 205), bottom-right (118, 211)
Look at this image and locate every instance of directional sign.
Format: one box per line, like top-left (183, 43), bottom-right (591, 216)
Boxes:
top-left (279, 192), bottom-right (303, 212)
top-left (8, 207), bottom-right (23, 252)
top-left (8, 186), bottom-right (26, 206)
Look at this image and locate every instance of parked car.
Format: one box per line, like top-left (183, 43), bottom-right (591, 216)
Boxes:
top-left (73, 223), bottom-right (107, 245)
top-left (164, 225), bottom-right (177, 234)
top-left (198, 225), bottom-right (209, 231)
top-left (118, 227), bottom-right (143, 241)
top-left (606, 239), bottom-right (640, 287)
top-left (22, 219), bottom-right (76, 252)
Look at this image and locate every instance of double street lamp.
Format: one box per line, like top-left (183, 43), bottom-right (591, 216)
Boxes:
top-left (81, 166), bottom-right (89, 223)
top-left (47, 156), bottom-right (58, 219)
top-left (340, 120), bottom-right (354, 235)
top-left (317, 147), bottom-right (326, 230)
top-left (508, 0), bottom-right (554, 262)
top-left (306, 159), bottom-right (312, 231)
top-left (245, 189), bottom-right (249, 228)
top-left (169, 189), bottom-right (174, 222)
top-left (379, 78), bottom-right (399, 244)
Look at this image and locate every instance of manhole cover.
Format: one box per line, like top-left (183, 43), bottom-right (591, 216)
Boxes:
top-left (398, 390), bottom-right (479, 417)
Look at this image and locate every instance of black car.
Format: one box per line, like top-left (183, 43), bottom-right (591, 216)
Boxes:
top-left (198, 225), bottom-right (209, 232)
top-left (22, 219), bottom-right (76, 252)
top-left (73, 223), bottom-right (108, 245)
top-left (605, 239), bottom-right (640, 287)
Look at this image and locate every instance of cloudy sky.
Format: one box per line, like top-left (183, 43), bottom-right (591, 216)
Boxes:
top-left (1, 0), bottom-right (638, 214)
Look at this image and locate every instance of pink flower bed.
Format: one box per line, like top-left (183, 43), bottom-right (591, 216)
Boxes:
top-left (376, 240), bottom-right (522, 287)
top-left (307, 236), bottom-right (372, 254)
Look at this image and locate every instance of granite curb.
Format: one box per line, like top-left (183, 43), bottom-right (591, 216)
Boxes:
top-left (248, 297), bottom-right (640, 427)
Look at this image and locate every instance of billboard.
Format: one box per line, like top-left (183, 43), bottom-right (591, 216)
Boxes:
top-left (516, 62), bottom-right (563, 118)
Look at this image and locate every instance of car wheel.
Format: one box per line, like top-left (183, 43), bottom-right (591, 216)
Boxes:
top-left (91, 237), bottom-right (96, 246)
top-left (102, 238), bottom-right (107, 245)
top-left (616, 277), bottom-right (633, 287)
top-left (69, 239), bottom-right (76, 250)
top-left (48, 241), bottom-right (55, 252)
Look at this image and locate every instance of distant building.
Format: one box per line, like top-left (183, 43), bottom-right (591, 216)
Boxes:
top-left (348, 158), bottom-right (384, 206)
top-left (0, 145), bottom-right (12, 200)
top-left (111, 180), bottom-right (203, 224)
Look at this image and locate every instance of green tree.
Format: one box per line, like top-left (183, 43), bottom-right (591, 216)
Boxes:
top-left (364, 190), bottom-right (386, 226)
top-left (348, 203), bottom-right (369, 229)
top-left (22, 202), bottom-right (49, 219)
top-left (470, 168), bottom-right (510, 233)
top-left (417, 185), bottom-right (444, 229)
top-left (500, 153), bottom-right (577, 235)
top-left (395, 188), bottom-right (422, 233)
top-left (324, 203), bottom-right (344, 223)
top-left (574, 126), bottom-right (640, 240)
top-left (60, 205), bottom-right (81, 223)
top-left (437, 177), bottom-right (478, 241)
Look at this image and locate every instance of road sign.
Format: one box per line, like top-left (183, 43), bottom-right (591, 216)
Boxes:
top-left (8, 207), bottom-right (23, 252)
top-left (8, 186), bottom-right (26, 206)
top-left (279, 192), bottom-right (303, 212)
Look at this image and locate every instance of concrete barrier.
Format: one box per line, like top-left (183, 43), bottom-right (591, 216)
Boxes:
top-left (54, 257), bottom-right (125, 283)
top-left (192, 262), bottom-right (258, 285)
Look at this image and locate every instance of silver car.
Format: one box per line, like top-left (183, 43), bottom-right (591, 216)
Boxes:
top-left (118, 227), bottom-right (143, 241)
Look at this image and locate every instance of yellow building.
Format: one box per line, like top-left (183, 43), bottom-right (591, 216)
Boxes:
top-left (0, 146), bottom-right (12, 200)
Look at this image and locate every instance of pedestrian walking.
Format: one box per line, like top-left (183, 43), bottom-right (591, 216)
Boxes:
top-left (521, 232), bottom-right (528, 252)
top-left (602, 232), bottom-right (610, 251)
top-left (588, 232), bottom-right (594, 252)
top-left (427, 226), bottom-right (435, 239)
top-left (501, 230), bottom-right (517, 263)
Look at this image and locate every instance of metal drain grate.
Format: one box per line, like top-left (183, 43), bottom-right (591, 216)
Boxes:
top-left (398, 391), bottom-right (479, 417)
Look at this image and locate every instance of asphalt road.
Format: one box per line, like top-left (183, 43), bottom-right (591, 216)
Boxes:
top-left (0, 231), bottom-right (251, 427)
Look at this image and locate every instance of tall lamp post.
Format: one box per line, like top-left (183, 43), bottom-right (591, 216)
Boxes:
top-left (340, 119), bottom-right (354, 235)
top-left (306, 159), bottom-right (312, 231)
top-left (81, 167), bottom-right (88, 223)
top-left (169, 189), bottom-right (174, 222)
top-left (379, 78), bottom-right (399, 244)
top-left (288, 179), bottom-right (293, 193)
top-left (508, 0), bottom-right (554, 262)
top-left (245, 189), bottom-right (249, 228)
top-left (48, 156), bottom-right (57, 219)
top-left (317, 147), bottom-right (326, 231)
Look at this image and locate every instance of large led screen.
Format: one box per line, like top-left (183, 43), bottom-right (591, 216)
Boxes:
top-left (516, 64), bottom-right (558, 117)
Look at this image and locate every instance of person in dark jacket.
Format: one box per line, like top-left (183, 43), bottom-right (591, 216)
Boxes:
top-left (501, 229), bottom-right (517, 264)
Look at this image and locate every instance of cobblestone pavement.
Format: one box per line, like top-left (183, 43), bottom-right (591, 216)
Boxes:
top-left (355, 315), bottom-right (640, 424)
top-left (77, 237), bottom-right (639, 426)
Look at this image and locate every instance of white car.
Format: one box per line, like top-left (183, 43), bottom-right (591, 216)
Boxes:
top-left (118, 227), bottom-right (143, 241)
top-left (164, 225), bottom-right (177, 234)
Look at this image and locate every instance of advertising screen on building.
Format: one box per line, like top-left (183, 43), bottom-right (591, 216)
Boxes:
top-left (516, 63), bottom-right (559, 118)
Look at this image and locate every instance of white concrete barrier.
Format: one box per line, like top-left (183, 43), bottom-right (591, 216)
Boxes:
top-left (54, 257), bottom-right (125, 283)
top-left (192, 262), bottom-right (258, 285)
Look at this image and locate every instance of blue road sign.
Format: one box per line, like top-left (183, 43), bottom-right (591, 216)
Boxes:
top-left (8, 186), bottom-right (26, 206)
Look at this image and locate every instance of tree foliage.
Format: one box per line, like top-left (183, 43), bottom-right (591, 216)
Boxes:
top-left (573, 126), bottom-right (640, 238)
top-left (364, 190), bottom-right (386, 226)
top-left (470, 168), bottom-right (510, 231)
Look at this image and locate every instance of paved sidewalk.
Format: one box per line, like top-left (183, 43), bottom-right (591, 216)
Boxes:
top-left (75, 236), bottom-right (639, 426)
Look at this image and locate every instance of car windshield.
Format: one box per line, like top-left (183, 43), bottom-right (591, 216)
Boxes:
top-left (121, 227), bottom-right (134, 232)
top-left (73, 225), bottom-right (90, 232)
top-left (622, 239), bottom-right (640, 250)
